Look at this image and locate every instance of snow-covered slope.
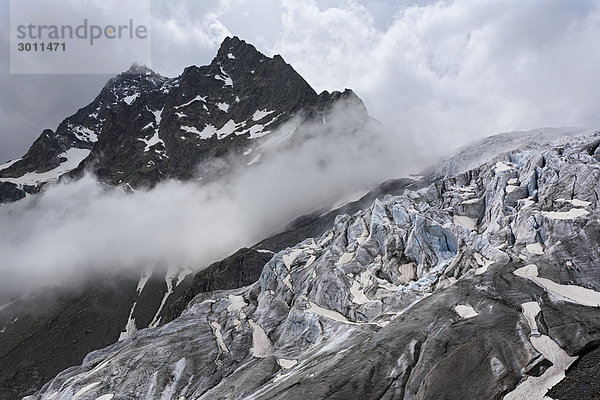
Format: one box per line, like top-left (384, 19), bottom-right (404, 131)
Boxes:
top-left (432, 127), bottom-right (588, 178)
top-left (28, 131), bottom-right (600, 399)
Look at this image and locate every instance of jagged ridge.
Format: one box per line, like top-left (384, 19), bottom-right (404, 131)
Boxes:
top-left (0, 36), bottom-right (367, 200)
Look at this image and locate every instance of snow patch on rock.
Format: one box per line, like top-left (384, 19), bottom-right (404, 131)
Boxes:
top-left (454, 304), bottom-right (478, 319)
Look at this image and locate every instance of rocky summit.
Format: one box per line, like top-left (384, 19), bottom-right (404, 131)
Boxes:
top-left (2, 37), bottom-right (600, 400)
top-left (0, 36), bottom-right (367, 201)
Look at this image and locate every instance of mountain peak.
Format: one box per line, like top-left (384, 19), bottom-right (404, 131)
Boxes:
top-left (0, 36), bottom-right (365, 205)
top-left (218, 35), bottom-right (244, 51)
top-left (215, 36), bottom-right (263, 63)
top-left (123, 62), bottom-right (156, 76)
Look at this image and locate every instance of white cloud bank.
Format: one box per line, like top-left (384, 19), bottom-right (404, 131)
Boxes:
top-left (0, 102), bottom-right (405, 294)
top-left (151, 0), bottom-right (600, 158)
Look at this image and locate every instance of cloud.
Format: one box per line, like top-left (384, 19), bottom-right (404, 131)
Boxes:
top-left (149, 0), bottom-right (600, 157)
top-left (0, 100), bottom-right (407, 295)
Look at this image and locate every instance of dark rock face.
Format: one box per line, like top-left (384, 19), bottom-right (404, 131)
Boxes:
top-left (5, 129), bottom-right (65, 175)
top-left (0, 182), bottom-right (26, 203)
top-left (73, 37), bottom-right (363, 188)
top-left (23, 131), bottom-right (600, 399)
top-left (0, 274), bottom-right (138, 399)
top-left (0, 64), bottom-right (171, 195)
top-left (548, 344), bottom-right (600, 399)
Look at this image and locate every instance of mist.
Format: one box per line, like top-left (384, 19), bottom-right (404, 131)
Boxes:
top-left (0, 100), bottom-right (410, 296)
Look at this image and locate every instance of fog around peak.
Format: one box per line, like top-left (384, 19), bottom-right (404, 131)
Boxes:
top-left (0, 101), bottom-right (408, 296)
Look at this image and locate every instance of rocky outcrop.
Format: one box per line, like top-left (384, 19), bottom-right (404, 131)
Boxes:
top-left (27, 131), bottom-right (600, 399)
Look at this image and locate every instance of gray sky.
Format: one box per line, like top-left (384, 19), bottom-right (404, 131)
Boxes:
top-left (2, 0), bottom-right (600, 163)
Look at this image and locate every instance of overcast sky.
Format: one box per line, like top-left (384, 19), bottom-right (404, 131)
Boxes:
top-left (1, 0), bottom-right (600, 163)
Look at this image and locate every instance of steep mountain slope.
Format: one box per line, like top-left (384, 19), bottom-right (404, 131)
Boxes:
top-left (0, 177), bottom-right (415, 400)
top-left (0, 64), bottom-right (170, 201)
top-left (0, 36), bottom-right (367, 200)
top-left (27, 131), bottom-right (600, 399)
top-left (0, 37), bottom-right (374, 400)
